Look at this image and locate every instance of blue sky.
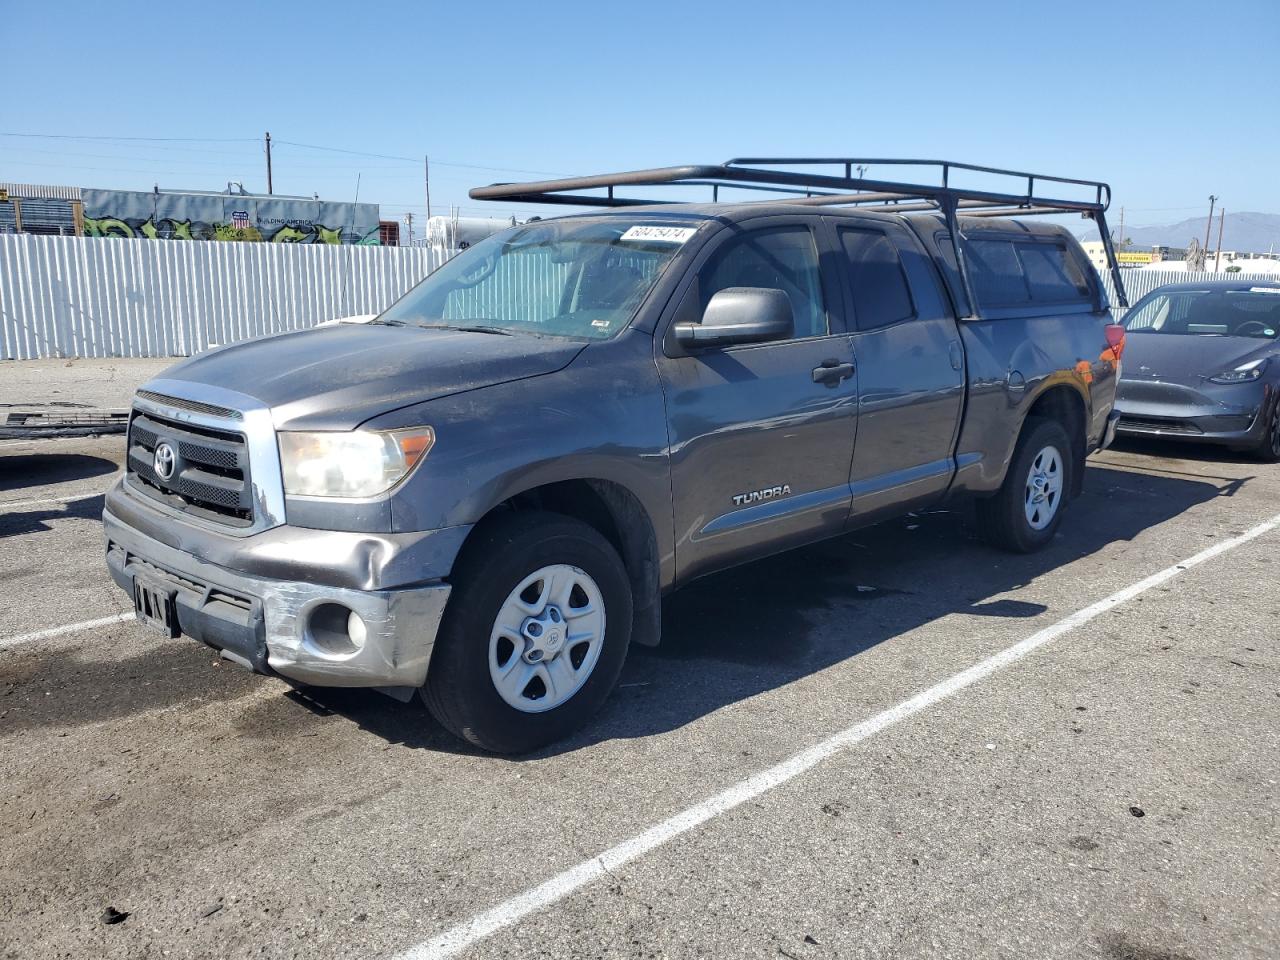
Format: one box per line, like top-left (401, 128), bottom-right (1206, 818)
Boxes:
top-left (3, 0), bottom-right (1276, 231)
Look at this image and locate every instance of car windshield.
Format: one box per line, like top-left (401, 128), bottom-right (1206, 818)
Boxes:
top-left (377, 219), bottom-right (699, 340)
top-left (1123, 287), bottom-right (1280, 339)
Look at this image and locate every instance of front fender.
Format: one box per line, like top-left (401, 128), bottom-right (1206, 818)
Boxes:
top-left (367, 330), bottom-right (676, 583)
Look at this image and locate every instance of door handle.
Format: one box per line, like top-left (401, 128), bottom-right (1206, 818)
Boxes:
top-left (812, 359), bottom-right (855, 386)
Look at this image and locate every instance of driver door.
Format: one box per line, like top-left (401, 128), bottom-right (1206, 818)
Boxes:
top-left (655, 219), bottom-right (858, 582)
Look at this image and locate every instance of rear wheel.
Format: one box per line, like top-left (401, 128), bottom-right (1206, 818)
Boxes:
top-left (422, 511), bottom-right (632, 754)
top-left (977, 417), bottom-right (1074, 553)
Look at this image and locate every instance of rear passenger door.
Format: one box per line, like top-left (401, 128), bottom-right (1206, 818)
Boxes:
top-left (831, 218), bottom-right (965, 523)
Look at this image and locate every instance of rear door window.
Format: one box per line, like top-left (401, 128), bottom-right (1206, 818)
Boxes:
top-left (838, 228), bottom-right (916, 329)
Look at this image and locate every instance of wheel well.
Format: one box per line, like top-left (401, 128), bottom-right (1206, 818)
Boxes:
top-left (1026, 386), bottom-right (1087, 498)
top-left (471, 479), bottom-right (663, 647)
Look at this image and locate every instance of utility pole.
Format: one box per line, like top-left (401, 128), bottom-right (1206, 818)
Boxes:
top-left (424, 155), bottom-right (432, 221)
top-left (1215, 208), bottom-right (1226, 273)
top-left (402, 212), bottom-right (413, 247)
top-left (1203, 195), bottom-right (1216, 252)
top-left (265, 131), bottom-right (274, 195)
top-left (1116, 205), bottom-right (1125, 249)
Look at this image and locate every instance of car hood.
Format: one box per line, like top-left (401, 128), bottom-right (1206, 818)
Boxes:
top-left (1122, 334), bottom-right (1274, 384)
top-left (155, 324), bottom-right (588, 430)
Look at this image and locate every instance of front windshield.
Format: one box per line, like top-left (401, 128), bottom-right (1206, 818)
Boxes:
top-left (1123, 286), bottom-right (1280, 339)
top-left (378, 219), bottom-right (700, 340)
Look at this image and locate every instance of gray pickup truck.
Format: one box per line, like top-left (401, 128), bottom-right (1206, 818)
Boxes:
top-left (104, 159), bottom-right (1128, 753)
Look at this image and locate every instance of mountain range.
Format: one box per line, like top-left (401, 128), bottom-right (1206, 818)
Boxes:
top-left (1078, 211), bottom-right (1280, 254)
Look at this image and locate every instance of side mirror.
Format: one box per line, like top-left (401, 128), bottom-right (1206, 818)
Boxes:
top-left (673, 287), bottom-right (794, 349)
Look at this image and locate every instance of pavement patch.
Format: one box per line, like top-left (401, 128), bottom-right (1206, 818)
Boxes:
top-left (388, 511), bottom-right (1280, 960)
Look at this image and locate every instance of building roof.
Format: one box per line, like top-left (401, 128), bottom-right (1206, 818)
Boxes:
top-left (1, 182), bottom-right (82, 201)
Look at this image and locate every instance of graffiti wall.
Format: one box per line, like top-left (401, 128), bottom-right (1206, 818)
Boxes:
top-left (80, 188), bottom-right (381, 244)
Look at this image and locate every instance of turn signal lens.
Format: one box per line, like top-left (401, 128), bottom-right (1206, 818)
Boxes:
top-left (397, 432), bottom-right (434, 469)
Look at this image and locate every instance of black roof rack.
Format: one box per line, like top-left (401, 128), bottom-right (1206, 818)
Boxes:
top-left (470, 158), bottom-right (1128, 311)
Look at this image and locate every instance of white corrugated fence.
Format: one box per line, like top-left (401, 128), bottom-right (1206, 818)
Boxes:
top-left (0, 235), bottom-right (447, 360)
top-left (1099, 269), bottom-right (1278, 319)
top-left (2, 233), bottom-right (1277, 360)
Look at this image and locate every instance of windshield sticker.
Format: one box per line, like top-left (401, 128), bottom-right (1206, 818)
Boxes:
top-left (591, 319), bottom-right (612, 329)
top-left (620, 225), bottom-right (697, 244)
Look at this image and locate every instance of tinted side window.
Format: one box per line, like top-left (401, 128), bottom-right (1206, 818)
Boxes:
top-left (839, 228), bottom-right (916, 329)
top-left (967, 239), bottom-right (1031, 307)
top-left (963, 237), bottom-right (1092, 309)
top-left (1122, 293), bottom-right (1171, 330)
top-left (700, 227), bottom-right (828, 339)
top-left (1017, 242), bottom-right (1092, 302)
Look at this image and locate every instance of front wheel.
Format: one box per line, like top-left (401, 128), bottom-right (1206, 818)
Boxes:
top-left (1252, 400), bottom-right (1280, 463)
top-left (976, 417), bottom-right (1074, 553)
top-left (422, 511), bottom-right (633, 754)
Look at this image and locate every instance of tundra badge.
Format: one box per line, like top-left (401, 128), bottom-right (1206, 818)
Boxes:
top-left (732, 484), bottom-right (792, 507)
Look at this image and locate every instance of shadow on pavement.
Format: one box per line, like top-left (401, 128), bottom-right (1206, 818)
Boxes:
top-left (0, 453), bottom-right (119, 493)
top-left (296, 461), bottom-right (1238, 756)
top-left (0, 493), bottom-right (106, 539)
top-left (1109, 435), bottom-right (1266, 467)
top-left (1, 462), bottom-right (1241, 755)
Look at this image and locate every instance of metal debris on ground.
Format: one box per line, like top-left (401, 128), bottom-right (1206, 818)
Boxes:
top-left (2, 404), bottom-right (129, 439)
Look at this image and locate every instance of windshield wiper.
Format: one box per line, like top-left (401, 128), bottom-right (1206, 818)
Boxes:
top-left (449, 325), bottom-right (514, 336)
top-left (415, 322), bottom-right (514, 336)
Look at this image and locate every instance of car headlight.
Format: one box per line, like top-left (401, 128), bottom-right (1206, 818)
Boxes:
top-left (1208, 358), bottom-right (1269, 384)
top-left (278, 428), bottom-right (435, 498)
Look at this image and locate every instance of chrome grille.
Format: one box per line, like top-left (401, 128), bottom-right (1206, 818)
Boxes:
top-left (135, 389), bottom-right (243, 421)
top-left (126, 411), bottom-right (253, 526)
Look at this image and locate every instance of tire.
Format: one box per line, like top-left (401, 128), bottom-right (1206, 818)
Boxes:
top-left (976, 417), bottom-right (1074, 553)
top-left (422, 511), bottom-right (633, 754)
top-left (1252, 399), bottom-right (1280, 463)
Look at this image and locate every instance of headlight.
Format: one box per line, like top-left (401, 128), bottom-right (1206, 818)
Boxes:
top-left (1209, 358), bottom-right (1269, 384)
top-left (278, 428), bottom-right (434, 498)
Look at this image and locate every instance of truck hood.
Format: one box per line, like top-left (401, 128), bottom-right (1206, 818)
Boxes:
top-left (1122, 334), bottom-right (1274, 384)
top-left (156, 324), bottom-right (588, 430)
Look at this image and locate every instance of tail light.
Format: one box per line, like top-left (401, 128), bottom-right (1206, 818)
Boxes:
top-left (1104, 324), bottom-right (1126, 361)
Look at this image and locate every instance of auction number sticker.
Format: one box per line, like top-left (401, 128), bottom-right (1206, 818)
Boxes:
top-left (620, 225), bottom-right (698, 244)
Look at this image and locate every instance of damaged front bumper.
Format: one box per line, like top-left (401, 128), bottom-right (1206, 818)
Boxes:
top-left (103, 486), bottom-right (462, 689)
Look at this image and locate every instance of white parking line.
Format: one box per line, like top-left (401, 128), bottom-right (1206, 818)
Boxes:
top-left (0, 490), bottom-right (106, 511)
top-left (390, 511), bottom-right (1280, 960)
top-left (0, 612), bottom-right (135, 652)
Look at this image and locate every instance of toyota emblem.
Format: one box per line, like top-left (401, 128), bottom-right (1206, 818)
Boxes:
top-left (153, 441), bottom-right (177, 481)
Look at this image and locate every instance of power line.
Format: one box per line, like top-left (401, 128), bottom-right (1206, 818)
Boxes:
top-left (0, 131), bottom-right (563, 176)
top-left (0, 131), bottom-right (258, 143)
top-left (0, 159), bottom-right (256, 179)
top-left (1, 145), bottom-right (263, 168)
top-left (274, 140), bottom-right (561, 176)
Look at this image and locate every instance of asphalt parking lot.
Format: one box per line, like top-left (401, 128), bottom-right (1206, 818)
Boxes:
top-left (1, 361), bottom-right (1277, 960)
